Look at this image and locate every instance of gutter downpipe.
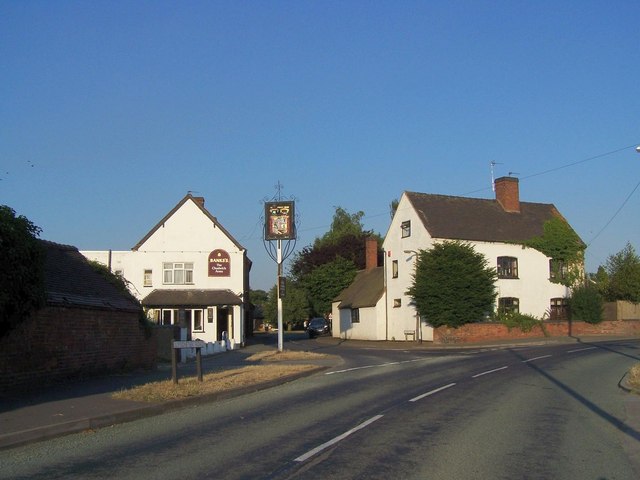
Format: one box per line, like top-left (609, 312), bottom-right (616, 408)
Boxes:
top-left (384, 249), bottom-right (389, 341)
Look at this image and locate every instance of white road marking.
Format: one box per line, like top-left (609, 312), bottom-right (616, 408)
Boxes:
top-left (567, 347), bottom-right (598, 353)
top-left (409, 383), bottom-right (457, 402)
top-left (472, 366), bottom-right (508, 378)
top-left (522, 355), bottom-right (552, 363)
top-left (325, 358), bottom-right (425, 375)
top-left (294, 415), bottom-right (384, 462)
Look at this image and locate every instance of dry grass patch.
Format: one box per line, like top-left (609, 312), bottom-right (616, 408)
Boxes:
top-left (113, 364), bottom-right (318, 403)
top-left (629, 363), bottom-right (640, 391)
top-left (245, 349), bottom-right (328, 362)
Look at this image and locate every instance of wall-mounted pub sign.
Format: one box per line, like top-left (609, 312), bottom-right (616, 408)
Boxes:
top-left (265, 201), bottom-right (296, 240)
top-left (208, 249), bottom-right (231, 277)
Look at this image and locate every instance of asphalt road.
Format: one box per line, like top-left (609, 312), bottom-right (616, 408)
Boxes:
top-left (2, 338), bottom-right (639, 480)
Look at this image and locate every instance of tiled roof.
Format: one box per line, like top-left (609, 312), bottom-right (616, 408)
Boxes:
top-left (142, 289), bottom-right (243, 307)
top-left (405, 192), bottom-right (581, 243)
top-left (41, 240), bottom-right (141, 312)
top-left (334, 267), bottom-right (384, 309)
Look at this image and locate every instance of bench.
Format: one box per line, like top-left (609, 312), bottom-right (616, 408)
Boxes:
top-left (404, 330), bottom-right (416, 341)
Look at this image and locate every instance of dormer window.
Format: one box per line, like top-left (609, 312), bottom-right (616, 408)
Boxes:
top-left (401, 220), bottom-right (411, 238)
top-left (497, 256), bottom-right (518, 279)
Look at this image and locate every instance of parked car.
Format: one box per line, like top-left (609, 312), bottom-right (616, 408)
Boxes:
top-left (307, 317), bottom-right (331, 338)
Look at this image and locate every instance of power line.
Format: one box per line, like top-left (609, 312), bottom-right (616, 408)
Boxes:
top-left (586, 178), bottom-right (640, 247)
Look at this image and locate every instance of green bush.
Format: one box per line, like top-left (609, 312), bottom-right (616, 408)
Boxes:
top-left (568, 284), bottom-right (603, 324)
top-left (495, 311), bottom-right (545, 334)
top-left (406, 241), bottom-right (497, 328)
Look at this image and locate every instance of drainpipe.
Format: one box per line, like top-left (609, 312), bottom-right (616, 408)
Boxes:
top-left (384, 249), bottom-right (389, 341)
top-left (108, 249), bottom-right (112, 272)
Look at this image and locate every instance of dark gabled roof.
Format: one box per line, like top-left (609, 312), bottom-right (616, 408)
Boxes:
top-left (334, 267), bottom-right (384, 309)
top-left (132, 193), bottom-right (245, 251)
top-left (405, 192), bottom-right (581, 243)
top-left (41, 240), bottom-right (141, 312)
top-left (142, 289), bottom-right (243, 307)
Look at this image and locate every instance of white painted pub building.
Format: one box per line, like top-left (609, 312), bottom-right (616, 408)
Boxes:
top-left (82, 193), bottom-right (251, 349)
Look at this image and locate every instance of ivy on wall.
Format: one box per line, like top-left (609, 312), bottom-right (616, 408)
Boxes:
top-left (521, 216), bottom-right (585, 287)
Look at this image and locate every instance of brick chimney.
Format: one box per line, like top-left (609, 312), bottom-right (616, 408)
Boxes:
top-left (193, 196), bottom-right (205, 207)
top-left (365, 238), bottom-right (379, 270)
top-left (494, 176), bottom-right (520, 213)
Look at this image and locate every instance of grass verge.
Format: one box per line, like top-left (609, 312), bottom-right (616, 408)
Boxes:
top-left (113, 349), bottom-right (327, 403)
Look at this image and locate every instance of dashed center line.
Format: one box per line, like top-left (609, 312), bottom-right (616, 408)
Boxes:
top-left (409, 383), bottom-right (457, 402)
top-left (567, 347), bottom-right (598, 353)
top-left (522, 355), bottom-right (552, 363)
top-left (472, 366), bottom-right (508, 378)
top-left (294, 415), bottom-right (384, 462)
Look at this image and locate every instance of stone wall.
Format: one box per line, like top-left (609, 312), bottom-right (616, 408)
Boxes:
top-left (0, 306), bottom-right (157, 392)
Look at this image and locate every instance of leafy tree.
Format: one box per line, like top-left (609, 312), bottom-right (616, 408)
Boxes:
top-left (569, 284), bottom-right (603, 324)
top-left (0, 206), bottom-right (46, 337)
top-left (389, 198), bottom-right (399, 219)
top-left (406, 241), bottom-right (497, 328)
top-left (599, 243), bottom-right (640, 303)
top-left (262, 281), bottom-right (311, 325)
top-left (301, 257), bottom-right (358, 316)
top-left (249, 289), bottom-right (268, 320)
top-left (288, 206), bottom-right (381, 317)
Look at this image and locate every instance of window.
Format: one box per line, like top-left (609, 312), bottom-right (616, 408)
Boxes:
top-left (497, 256), bottom-right (518, 279)
top-left (207, 307), bottom-right (214, 324)
top-left (193, 309), bottom-right (204, 331)
top-left (114, 269), bottom-right (124, 277)
top-left (392, 260), bottom-right (399, 278)
top-left (163, 262), bottom-right (194, 284)
top-left (143, 269), bottom-right (153, 287)
top-left (161, 309), bottom-right (178, 325)
top-left (549, 259), bottom-right (568, 282)
top-left (549, 298), bottom-right (569, 320)
top-left (401, 220), bottom-right (411, 238)
top-left (393, 298), bottom-right (402, 308)
top-left (351, 308), bottom-right (360, 323)
top-left (498, 297), bottom-right (519, 314)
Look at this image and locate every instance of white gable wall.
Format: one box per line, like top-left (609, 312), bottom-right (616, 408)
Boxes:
top-left (383, 193), bottom-right (436, 341)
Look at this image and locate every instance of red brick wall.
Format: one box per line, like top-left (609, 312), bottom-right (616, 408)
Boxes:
top-left (434, 320), bottom-right (640, 344)
top-left (0, 306), bottom-right (157, 392)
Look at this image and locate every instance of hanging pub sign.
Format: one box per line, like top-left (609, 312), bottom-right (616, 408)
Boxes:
top-left (265, 201), bottom-right (296, 240)
top-left (208, 249), bottom-right (231, 277)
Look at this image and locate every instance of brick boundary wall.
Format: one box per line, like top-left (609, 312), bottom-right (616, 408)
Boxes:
top-left (0, 306), bottom-right (157, 393)
top-left (434, 319), bottom-right (640, 344)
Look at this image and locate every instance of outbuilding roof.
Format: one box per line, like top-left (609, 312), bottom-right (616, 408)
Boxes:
top-left (41, 240), bottom-right (141, 312)
top-left (334, 267), bottom-right (384, 309)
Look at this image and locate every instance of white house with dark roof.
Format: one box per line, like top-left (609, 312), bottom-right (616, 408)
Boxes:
top-left (82, 193), bottom-right (251, 349)
top-left (333, 177), bottom-right (581, 342)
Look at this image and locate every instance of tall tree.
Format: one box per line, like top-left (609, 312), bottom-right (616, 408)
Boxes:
top-left (406, 241), bottom-right (497, 328)
top-left (599, 243), bottom-right (640, 302)
top-left (288, 206), bottom-right (380, 317)
top-left (0, 206), bottom-right (46, 337)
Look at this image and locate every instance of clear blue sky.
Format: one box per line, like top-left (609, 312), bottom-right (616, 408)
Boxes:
top-left (2, 1), bottom-right (639, 291)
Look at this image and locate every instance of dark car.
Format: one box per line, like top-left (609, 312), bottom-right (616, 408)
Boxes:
top-left (307, 317), bottom-right (331, 338)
